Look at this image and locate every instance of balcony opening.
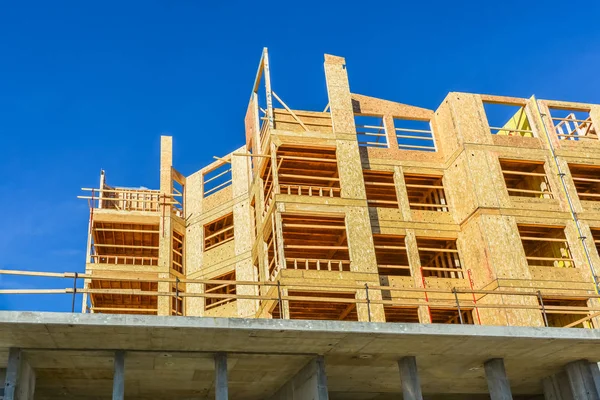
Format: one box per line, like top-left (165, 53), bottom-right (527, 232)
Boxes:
top-left (205, 270), bottom-right (236, 310)
top-left (500, 159), bottom-right (553, 199)
top-left (172, 230), bottom-right (184, 274)
top-left (363, 170), bottom-right (398, 208)
top-left (540, 297), bottom-right (592, 328)
top-left (384, 306), bottom-right (420, 323)
top-left (404, 174), bottom-right (449, 211)
top-left (171, 284), bottom-right (184, 316)
top-left (568, 164), bottom-right (600, 202)
top-left (271, 291), bottom-right (358, 321)
top-left (518, 225), bottom-right (574, 268)
top-left (355, 114), bottom-right (387, 148)
top-left (91, 222), bottom-right (159, 266)
top-left (282, 214), bottom-right (351, 273)
top-left (373, 234), bottom-right (411, 277)
top-left (394, 118), bottom-right (436, 151)
top-left (276, 145), bottom-right (341, 198)
top-left (416, 238), bottom-right (464, 279)
top-left (204, 213), bottom-right (234, 251)
top-left (264, 215), bottom-right (281, 281)
top-left (89, 280), bottom-right (158, 315)
top-left (549, 108), bottom-right (598, 141)
top-left (483, 102), bottom-right (534, 137)
top-left (203, 161), bottom-right (232, 198)
top-left (430, 308), bottom-right (474, 324)
top-left (592, 228), bottom-right (600, 255)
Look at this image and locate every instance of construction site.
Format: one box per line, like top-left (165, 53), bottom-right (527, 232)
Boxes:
top-left (2, 49), bottom-right (600, 399)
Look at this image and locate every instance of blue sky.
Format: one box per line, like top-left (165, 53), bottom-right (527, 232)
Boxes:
top-left (1, 0), bottom-right (599, 312)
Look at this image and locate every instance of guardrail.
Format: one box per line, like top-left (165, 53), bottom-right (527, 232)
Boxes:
top-left (1, 269), bottom-right (599, 328)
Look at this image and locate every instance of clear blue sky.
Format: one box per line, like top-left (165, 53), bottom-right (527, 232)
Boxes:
top-left (1, 0), bottom-right (599, 312)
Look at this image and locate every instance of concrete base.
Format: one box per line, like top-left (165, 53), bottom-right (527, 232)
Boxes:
top-left (268, 357), bottom-right (328, 400)
top-left (2, 312), bottom-right (600, 399)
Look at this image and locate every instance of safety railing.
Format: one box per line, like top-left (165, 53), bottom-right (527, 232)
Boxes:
top-left (79, 188), bottom-right (180, 213)
top-left (1, 269), bottom-right (599, 328)
top-left (553, 114), bottom-right (597, 141)
top-left (279, 184), bottom-right (341, 198)
top-left (285, 258), bottom-right (351, 272)
top-left (90, 255), bottom-right (159, 266)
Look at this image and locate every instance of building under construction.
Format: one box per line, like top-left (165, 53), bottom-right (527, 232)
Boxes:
top-left (2, 49), bottom-right (600, 400)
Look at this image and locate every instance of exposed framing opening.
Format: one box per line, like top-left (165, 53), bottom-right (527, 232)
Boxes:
top-left (549, 108), bottom-right (598, 141)
top-left (355, 114), bottom-right (387, 148)
top-left (384, 306), bottom-right (420, 323)
top-left (89, 280), bottom-right (158, 315)
top-left (204, 213), bottom-right (234, 251)
top-left (203, 161), bottom-right (232, 198)
top-left (483, 102), bottom-right (534, 137)
top-left (394, 118), bottom-right (436, 152)
top-left (568, 164), bottom-right (600, 202)
top-left (540, 297), bottom-right (593, 328)
top-left (416, 238), bottom-right (464, 279)
top-left (518, 225), bottom-right (574, 268)
top-left (430, 308), bottom-right (474, 324)
top-left (264, 214), bottom-right (281, 281)
top-left (91, 222), bottom-right (159, 266)
top-left (205, 270), bottom-right (236, 310)
top-left (171, 284), bottom-right (184, 316)
top-left (404, 174), bottom-right (449, 211)
top-left (276, 145), bottom-right (341, 198)
top-left (363, 170), bottom-right (398, 208)
top-left (373, 234), bottom-right (411, 277)
top-left (592, 228), bottom-right (600, 256)
top-left (172, 230), bottom-right (184, 274)
top-left (282, 214), bottom-right (351, 272)
top-left (271, 291), bottom-right (358, 321)
top-left (499, 159), bottom-right (553, 199)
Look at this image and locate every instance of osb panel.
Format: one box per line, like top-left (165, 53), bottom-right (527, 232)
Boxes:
top-left (410, 210), bottom-right (455, 225)
top-left (450, 93), bottom-right (493, 145)
top-left (245, 94), bottom-right (259, 148)
top-left (345, 207), bottom-right (378, 274)
top-left (434, 97), bottom-right (460, 159)
top-left (528, 266), bottom-right (588, 283)
top-left (203, 186), bottom-right (233, 211)
top-left (479, 215), bottom-right (532, 281)
top-left (443, 153), bottom-right (477, 223)
top-left (236, 259), bottom-right (259, 318)
top-left (350, 93), bottom-right (433, 120)
top-left (203, 240), bottom-right (236, 270)
top-left (464, 149), bottom-right (504, 209)
top-left (457, 219), bottom-right (495, 286)
top-left (204, 300), bottom-right (238, 318)
top-left (185, 171), bottom-right (203, 276)
top-left (368, 207), bottom-right (405, 231)
top-left (336, 140), bottom-right (367, 199)
top-left (491, 135), bottom-right (543, 149)
top-left (360, 146), bottom-right (445, 165)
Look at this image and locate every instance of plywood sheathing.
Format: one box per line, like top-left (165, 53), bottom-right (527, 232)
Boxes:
top-left (324, 54), bottom-right (384, 322)
top-left (231, 145), bottom-right (259, 317)
top-left (157, 136), bottom-right (173, 316)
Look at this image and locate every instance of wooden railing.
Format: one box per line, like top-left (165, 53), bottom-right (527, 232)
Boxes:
top-left (279, 184), bottom-right (341, 198)
top-left (90, 255), bottom-right (158, 266)
top-left (2, 269), bottom-right (599, 328)
top-left (285, 258), bottom-right (351, 272)
top-left (553, 114), bottom-right (597, 141)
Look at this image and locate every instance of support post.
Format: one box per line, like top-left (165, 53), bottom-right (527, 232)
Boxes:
top-left (398, 356), bottom-right (423, 400)
top-left (565, 360), bottom-right (600, 400)
top-left (215, 352), bottom-right (228, 400)
top-left (485, 358), bottom-right (513, 400)
top-left (315, 356), bottom-right (329, 400)
top-left (4, 348), bottom-right (36, 400)
top-left (112, 351), bottom-right (125, 400)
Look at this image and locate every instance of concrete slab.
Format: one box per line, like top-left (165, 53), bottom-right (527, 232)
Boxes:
top-left (1, 312), bottom-right (598, 399)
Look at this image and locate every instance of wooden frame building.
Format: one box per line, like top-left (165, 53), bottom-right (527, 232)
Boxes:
top-left (79, 49), bottom-right (600, 329)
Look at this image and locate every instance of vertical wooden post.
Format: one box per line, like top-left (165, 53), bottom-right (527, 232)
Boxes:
top-left (158, 136), bottom-right (173, 316)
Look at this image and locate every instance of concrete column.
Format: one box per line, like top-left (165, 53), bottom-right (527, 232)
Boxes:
top-left (543, 372), bottom-right (574, 400)
top-left (215, 352), bottom-right (228, 400)
top-left (565, 360), bottom-right (600, 400)
top-left (485, 358), bottom-right (513, 400)
top-left (112, 350), bottom-right (125, 400)
top-left (267, 356), bottom-right (329, 400)
top-left (398, 356), bottom-right (423, 400)
top-left (4, 348), bottom-right (35, 400)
